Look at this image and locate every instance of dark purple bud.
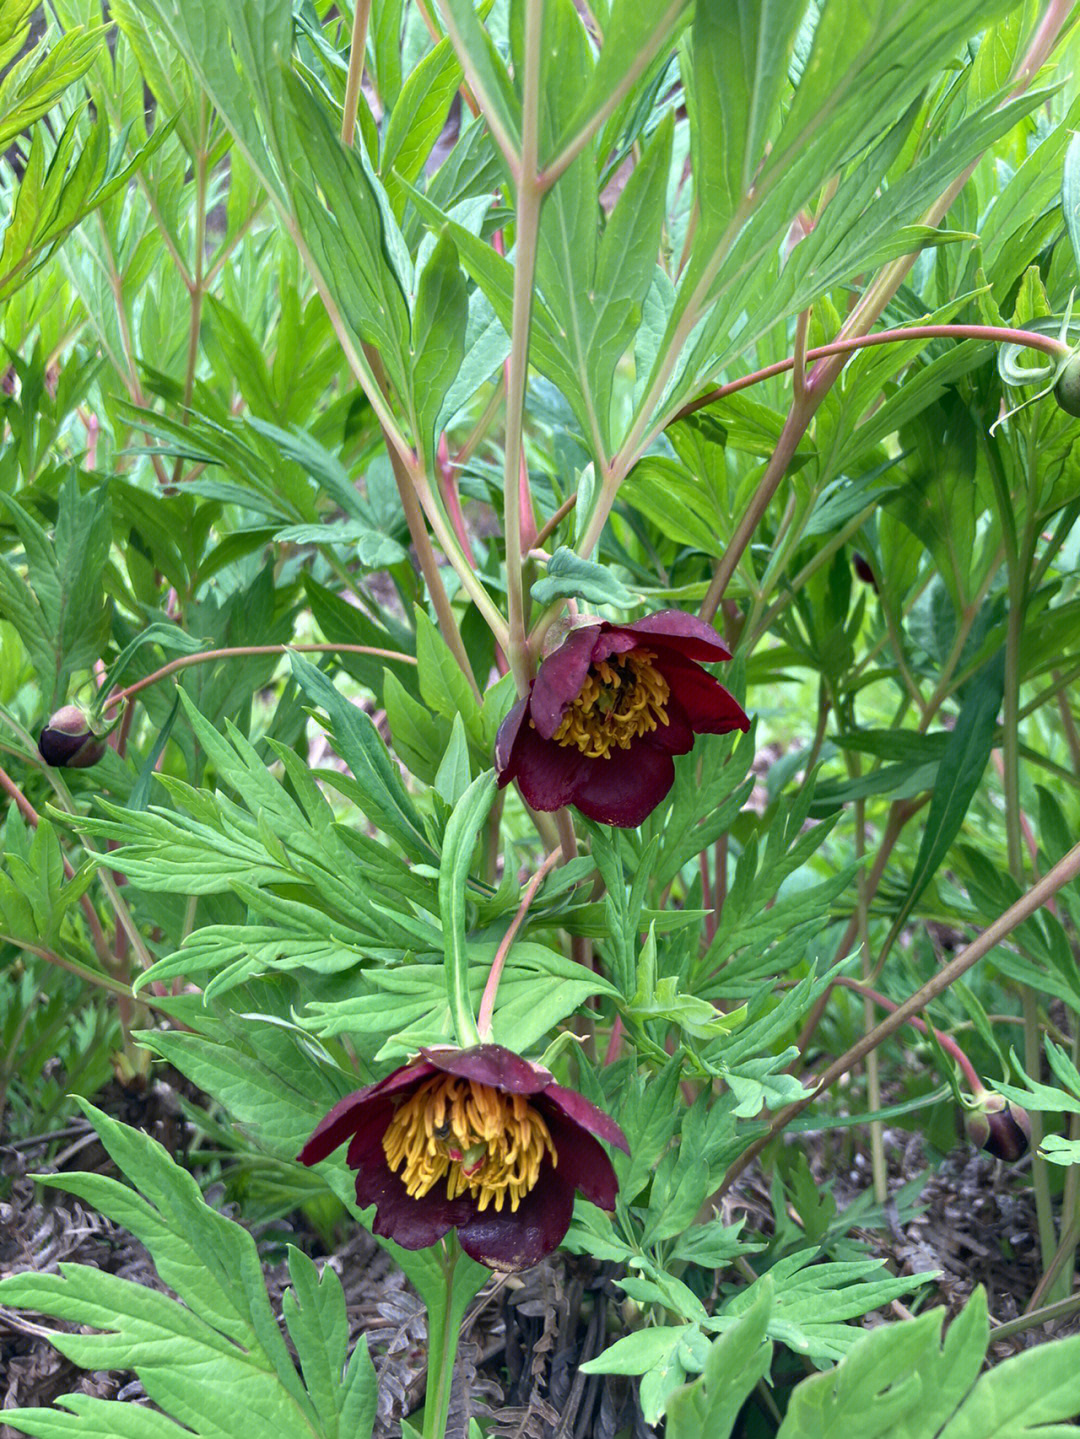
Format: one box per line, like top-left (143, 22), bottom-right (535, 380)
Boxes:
top-left (852, 553), bottom-right (879, 592)
top-left (38, 705), bottom-right (106, 769)
top-left (965, 1092), bottom-right (1031, 1162)
top-left (1054, 355), bottom-right (1080, 417)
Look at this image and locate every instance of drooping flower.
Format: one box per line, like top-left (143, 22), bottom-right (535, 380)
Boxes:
top-left (964, 1091), bottom-right (1031, 1162)
top-left (495, 611), bottom-right (750, 827)
top-left (298, 1044), bottom-right (628, 1272)
top-left (38, 705), bottom-right (106, 769)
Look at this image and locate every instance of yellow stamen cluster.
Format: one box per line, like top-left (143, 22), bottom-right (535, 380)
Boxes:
top-left (382, 1074), bottom-right (557, 1213)
top-left (551, 649), bottom-right (670, 759)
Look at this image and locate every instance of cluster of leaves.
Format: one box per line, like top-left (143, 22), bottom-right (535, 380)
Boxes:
top-left (3, 0), bottom-right (1080, 1433)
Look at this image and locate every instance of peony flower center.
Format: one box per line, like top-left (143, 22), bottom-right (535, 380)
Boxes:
top-left (382, 1074), bottom-right (557, 1213)
top-left (550, 649), bottom-right (670, 759)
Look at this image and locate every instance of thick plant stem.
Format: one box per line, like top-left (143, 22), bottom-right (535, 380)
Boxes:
top-left (540, 322), bottom-right (1070, 577)
top-left (503, 0), bottom-right (545, 692)
top-left (422, 1241), bottom-right (461, 1439)
top-left (717, 836), bottom-right (1080, 1200)
top-left (676, 324), bottom-right (1069, 423)
top-left (340, 0), bottom-right (372, 146)
top-left (992, 1289), bottom-right (1080, 1342)
top-left (1000, 487), bottom-right (1057, 1271)
top-left (853, 780), bottom-right (887, 1207)
top-left (700, 391), bottom-right (819, 623)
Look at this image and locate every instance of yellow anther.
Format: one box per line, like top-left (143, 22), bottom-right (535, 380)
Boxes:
top-left (383, 1074), bottom-right (557, 1212)
top-left (551, 650), bottom-right (671, 759)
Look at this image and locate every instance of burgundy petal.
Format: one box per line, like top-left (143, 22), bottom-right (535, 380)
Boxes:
top-left (494, 693), bottom-right (531, 777)
top-left (501, 718), bottom-right (594, 811)
top-left (541, 1084), bottom-right (630, 1154)
top-left (456, 1166), bottom-right (576, 1271)
top-left (541, 1109), bottom-right (620, 1210)
top-left (529, 624), bottom-right (603, 737)
top-left (569, 745), bottom-right (675, 826)
top-left (641, 690), bottom-right (695, 755)
top-left (548, 1123), bottom-right (619, 1211)
top-left (342, 1095), bottom-right (395, 1170)
top-left (298, 1062), bottom-right (435, 1165)
top-left (654, 651), bottom-right (750, 734)
top-left (336, 1097), bottom-right (472, 1248)
top-left (360, 1165), bottom-right (471, 1249)
top-left (587, 627), bottom-right (644, 668)
top-left (615, 610), bottom-right (732, 662)
top-left (419, 1044), bottom-right (550, 1094)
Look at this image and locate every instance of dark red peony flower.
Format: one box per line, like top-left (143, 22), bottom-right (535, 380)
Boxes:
top-left (495, 610), bottom-right (750, 827)
top-left (298, 1044), bottom-right (629, 1272)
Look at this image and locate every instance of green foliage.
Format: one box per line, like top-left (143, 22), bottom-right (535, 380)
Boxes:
top-left (661, 1286), bottom-right (1080, 1439)
top-left (0, 1102), bottom-right (378, 1439)
top-left (4, 0), bottom-right (1080, 1432)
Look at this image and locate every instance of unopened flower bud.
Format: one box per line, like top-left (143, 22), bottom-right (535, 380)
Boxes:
top-left (852, 553), bottom-right (879, 592)
top-left (1055, 354), bottom-right (1080, 418)
top-left (38, 705), bottom-right (106, 769)
top-left (964, 1091), bottom-right (1031, 1162)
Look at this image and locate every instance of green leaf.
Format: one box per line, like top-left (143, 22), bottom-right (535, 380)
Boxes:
top-left (665, 1280), bottom-right (774, 1439)
top-left (438, 0), bottom-right (521, 159)
top-left (937, 1323), bottom-right (1080, 1439)
top-left (0, 474), bottom-right (110, 708)
top-left (369, 0), bottom-right (403, 109)
top-left (1062, 129), bottom-right (1080, 282)
top-left (124, 0), bottom-right (286, 203)
top-left (283, 71), bottom-right (413, 401)
top-left (382, 35), bottom-right (462, 206)
top-left (384, 667), bottom-right (450, 781)
top-left (411, 232), bottom-right (469, 464)
top-left (303, 942), bottom-right (617, 1059)
top-left (531, 545), bottom-right (640, 608)
top-left (434, 711), bottom-right (473, 806)
top-left (891, 652), bottom-right (1005, 934)
top-left (689, 0), bottom-right (805, 241)
top-left (776, 1288), bottom-right (988, 1439)
top-left (553, 0), bottom-right (689, 162)
top-left (282, 1248), bottom-right (377, 1439)
top-left (289, 652), bottom-right (435, 860)
top-left (403, 179), bottom-right (584, 413)
top-left (415, 607), bottom-right (484, 744)
top-left (589, 113), bottom-right (673, 447)
top-left (717, 1252), bottom-right (936, 1364)
top-left (0, 1101), bottom-right (320, 1435)
top-left (0, 25), bottom-right (102, 149)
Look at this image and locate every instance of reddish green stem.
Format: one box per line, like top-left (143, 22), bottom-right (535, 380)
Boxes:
top-left (677, 323), bottom-right (1069, 424)
top-left (99, 642), bottom-right (416, 713)
top-left (832, 975), bottom-right (982, 1092)
top-left (477, 846), bottom-right (563, 1036)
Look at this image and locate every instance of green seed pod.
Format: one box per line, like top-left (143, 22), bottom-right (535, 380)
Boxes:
top-left (1054, 354), bottom-right (1080, 417)
top-left (38, 704), bottom-right (106, 769)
